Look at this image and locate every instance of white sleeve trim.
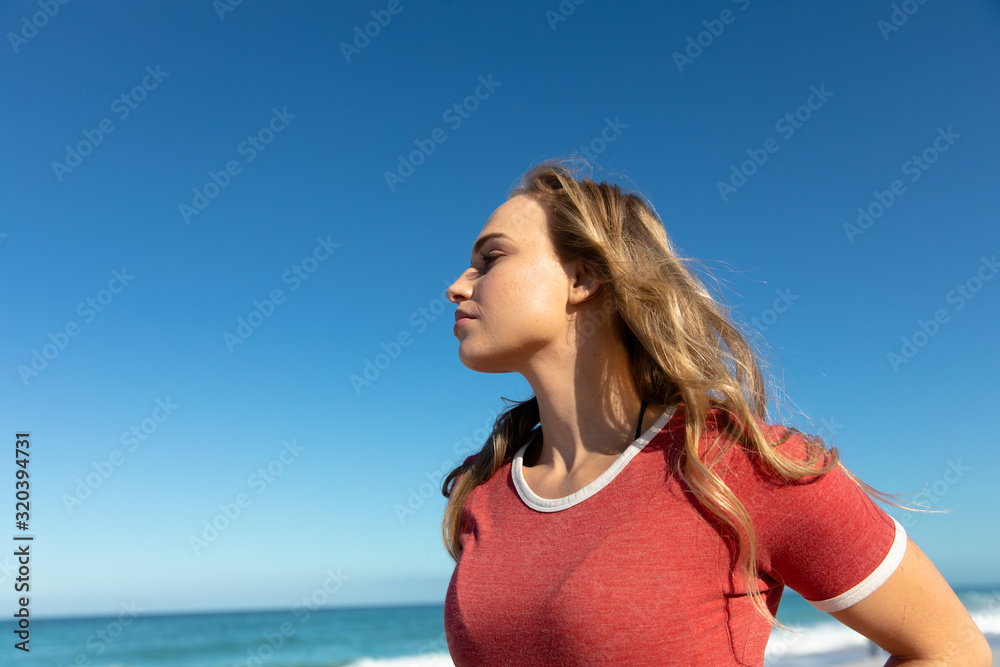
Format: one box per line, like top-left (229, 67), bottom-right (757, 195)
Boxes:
top-left (808, 516), bottom-right (908, 613)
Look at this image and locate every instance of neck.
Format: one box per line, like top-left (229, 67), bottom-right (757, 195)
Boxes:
top-left (520, 322), bottom-right (665, 474)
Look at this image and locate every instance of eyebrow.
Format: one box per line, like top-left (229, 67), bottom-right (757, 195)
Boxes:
top-left (471, 232), bottom-right (511, 258)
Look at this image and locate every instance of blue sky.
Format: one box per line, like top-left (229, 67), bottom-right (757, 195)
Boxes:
top-left (1, 0), bottom-right (998, 619)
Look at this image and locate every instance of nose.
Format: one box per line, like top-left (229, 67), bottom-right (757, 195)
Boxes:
top-left (447, 271), bottom-right (472, 305)
top-left (446, 279), bottom-right (466, 305)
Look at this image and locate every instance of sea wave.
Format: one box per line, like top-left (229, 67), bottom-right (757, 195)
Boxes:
top-left (765, 621), bottom-right (871, 659)
top-left (347, 654), bottom-right (455, 667)
top-left (765, 598), bottom-right (1000, 664)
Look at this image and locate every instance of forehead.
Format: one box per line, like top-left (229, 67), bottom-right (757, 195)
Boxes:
top-left (475, 195), bottom-right (547, 246)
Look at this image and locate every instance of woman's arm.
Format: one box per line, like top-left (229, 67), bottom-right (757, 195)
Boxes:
top-left (828, 537), bottom-right (992, 666)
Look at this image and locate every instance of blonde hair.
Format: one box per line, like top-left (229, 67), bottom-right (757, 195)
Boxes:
top-left (441, 157), bottom-right (913, 629)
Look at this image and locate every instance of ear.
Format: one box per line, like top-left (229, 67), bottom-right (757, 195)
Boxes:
top-left (566, 259), bottom-right (602, 306)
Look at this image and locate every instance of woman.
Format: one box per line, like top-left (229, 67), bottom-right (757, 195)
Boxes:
top-left (440, 159), bottom-right (990, 666)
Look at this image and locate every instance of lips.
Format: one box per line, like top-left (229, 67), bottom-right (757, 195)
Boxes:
top-left (454, 310), bottom-right (476, 334)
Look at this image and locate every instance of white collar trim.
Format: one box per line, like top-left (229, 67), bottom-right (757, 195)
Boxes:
top-left (511, 405), bottom-right (678, 512)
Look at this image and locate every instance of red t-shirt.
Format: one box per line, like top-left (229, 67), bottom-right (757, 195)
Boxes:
top-left (443, 404), bottom-right (906, 666)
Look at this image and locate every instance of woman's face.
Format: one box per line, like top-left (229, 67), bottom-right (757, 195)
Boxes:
top-left (447, 195), bottom-right (591, 374)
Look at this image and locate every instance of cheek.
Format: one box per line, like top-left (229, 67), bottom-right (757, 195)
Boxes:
top-left (493, 262), bottom-right (565, 319)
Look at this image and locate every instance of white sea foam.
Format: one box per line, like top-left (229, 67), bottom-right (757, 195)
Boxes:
top-left (965, 590), bottom-right (1000, 636)
top-left (765, 621), bottom-right (870, 659)
top-left (350, 594), bottom-right (1000, 667)
top-left (764, 605), bottom-right (1000, 662)
top-left (970, 609), bottom-right (1000, 636)
top-left (347, 653), bottom-right (455, 667)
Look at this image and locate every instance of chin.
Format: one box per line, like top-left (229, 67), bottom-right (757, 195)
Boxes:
top-left (458, 342), bottom-right (510, 374)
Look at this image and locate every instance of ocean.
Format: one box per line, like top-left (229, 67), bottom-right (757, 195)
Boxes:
top-left (2, 586), bottom-right (997, 666)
